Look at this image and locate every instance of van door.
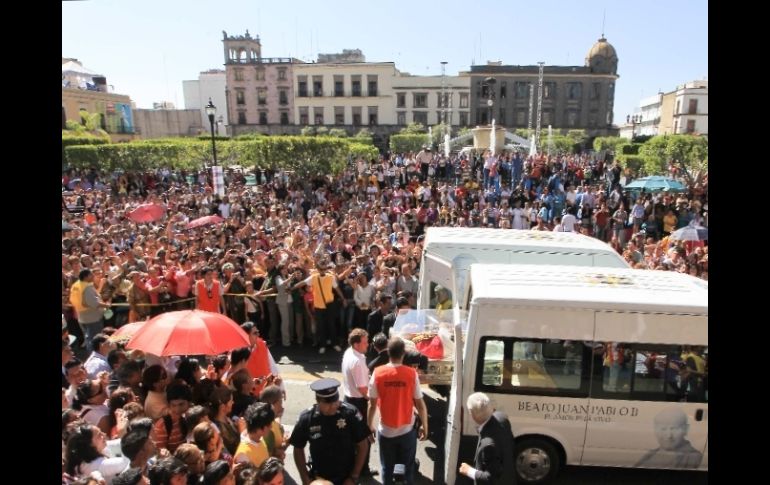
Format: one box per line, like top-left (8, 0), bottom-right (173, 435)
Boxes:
top-left (582, 312), bottom-right (708, 470)
top-left (417, 252), bottom-right (453, 309)
top-left (443, 321), bottom-right (466, 485)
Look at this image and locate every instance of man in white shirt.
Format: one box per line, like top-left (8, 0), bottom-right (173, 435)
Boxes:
top-left (84, 334), bottom-right (115, 379)
top-left (342, 328), bottom-right (376, 476)
top-left (560, 207), bottom-right (579, 232)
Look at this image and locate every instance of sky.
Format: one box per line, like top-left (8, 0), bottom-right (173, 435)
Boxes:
top-left (62, 0), bottom-right (707, 125)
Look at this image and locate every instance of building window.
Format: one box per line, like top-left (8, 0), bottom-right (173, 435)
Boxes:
top-left (313, 77), bottom-right (323, 97)
top-left (368, 76), bottom-right (378, 96)
top-left (686, 119), bottom-right (696, 133)
top-left (515, 110), bottom-right (527, 126)
top-left (413, 111), bottom-right (428, 125)
top-left (481, 82), bottom-right (489, 98)
top-left (477, 109), bottom-right (488, 125)
top-left (515, 82), bottom-right (529, 98)
top-left (566, 109), bottom-right (579, 127)
top-left (588, 111), bottom-right (598, 127)
top-left (543, 109), bottom-right (553, 126)
top-left (544, 82), bottom-right (556, 99)
top-left (498, 108), bottom-right (505, 125)
top-left (459, 93), bottom-right (469, 108)
top-left (238, 111), bottom-right (247, 125)
top-left (257, 88), bottom-right (267, 106)
top-left (334, 75), bottom-right (344, 96)
top-left (258, 112), bottom-right (267, 125)
top-left (335, 107), bottom-right (345, 125)
top-left (236, 90), bottom-right (245, 105)
top-left (234, 69), bottom-right (244, 81)
top-left (280, 111), bottom-right (289, 125)
top-left (279, 89), bottom-right (288, 106)
top-left (368, 106), bottom-right (378, 126)
top-left (255, 68), bottom-right (265, 81)
top-left (590, 82), bottom-right (601, 100)
top-left (688, 99), bottom-right (698, 114)
top-left (397, 93), bottom-right (406, 108)
top-left (298, 80), bottom-right (308, 97)
top-left (397, 112), bottom-right (406, 125)
top-left (414, 93), bottom-right (427, 108)
top-left (278, 68), bottom-right (287, 81)
top-left (299, 107), bottom-right (309, 125)
top-left (352, 114), bottom-right (361, 126)
top-left (500, 81), bottom-right (507, 99)
top-left (459, 112), bottom-right (468, 126)
top-left (313, 107), bottom-right (324, 125)
top-left (352, 79), bottom-right (362, 97)
top-left (568, 83), bottom-right (582, 100)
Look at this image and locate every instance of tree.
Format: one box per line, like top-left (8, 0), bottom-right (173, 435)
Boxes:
top-left (352, 128), bottom-right (374, 145)
top-left (327, 128), bottom-right (348, 138)
top-left (593, 136), bottom-right (630, 154)
top-left (429, 123), bottom-right (451, 146)
top-left (399, 122), bottom-right (426, 134)
top-left (639, 134), bottom-right (707, 184)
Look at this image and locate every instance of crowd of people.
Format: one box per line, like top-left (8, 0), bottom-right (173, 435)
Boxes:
top-left (61, 146), bottom-right (708, 484)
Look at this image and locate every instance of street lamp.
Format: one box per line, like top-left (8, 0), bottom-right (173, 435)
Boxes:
top-left (484, 77), bottom-right (496, 125)
top-left (205, 98), bottom-right (218, 167)
top-left (627, 114), bottom-right (642, 140)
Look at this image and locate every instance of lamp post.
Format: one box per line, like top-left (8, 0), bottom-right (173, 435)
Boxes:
top-left (484, 76), bottom-right (496, 125)
top-left (205, 98), bottom-right (218, 167)
top-left (627, 114), bottom-right (641, 141)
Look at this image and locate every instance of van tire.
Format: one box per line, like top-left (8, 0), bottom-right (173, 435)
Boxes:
top-left (515, 437), bottom-right (561, 484)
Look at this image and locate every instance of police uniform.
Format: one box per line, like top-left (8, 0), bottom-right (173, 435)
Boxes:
top-left (290, 378), bottom-right (370, 485)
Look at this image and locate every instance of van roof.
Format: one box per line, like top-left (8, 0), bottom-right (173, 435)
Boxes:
top-left (468, 264), bottom-right (708, 314)
top-left (424, 227), bottom-right (618, 252)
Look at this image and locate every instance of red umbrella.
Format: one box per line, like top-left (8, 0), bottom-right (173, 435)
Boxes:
top-left (128, 203), bottom-right (166, 223)
top-left (125, 310), bottom-right (249, 356)
top-left (186, 215), bottom-right (225, 230)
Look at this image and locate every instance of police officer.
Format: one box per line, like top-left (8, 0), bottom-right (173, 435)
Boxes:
top-left (290, 378), bottom-right (370, 485)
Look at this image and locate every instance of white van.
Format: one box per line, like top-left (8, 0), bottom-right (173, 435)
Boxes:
top-left (417, 228), bottom-right (629, 311)
top-left (444, 264), bottom-right (708, 484)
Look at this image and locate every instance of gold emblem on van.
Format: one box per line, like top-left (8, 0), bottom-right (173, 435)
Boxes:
top-left (584, 274), bottom-right (635, 286)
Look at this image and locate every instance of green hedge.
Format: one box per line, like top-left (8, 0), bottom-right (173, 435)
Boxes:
top-left (63, 136), bottom-right (372, 176)
top-left (390, 134), bottom-right (429, 154)
top-left (593, 136), bottom-right (630, 153)
top-left (62, 134), bottom-right (109, 163)
top-left (196, 135), bottom-right (231, 141)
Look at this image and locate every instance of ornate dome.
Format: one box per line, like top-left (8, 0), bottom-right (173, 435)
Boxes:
top-left (585, 37), bottom-right (618, 74)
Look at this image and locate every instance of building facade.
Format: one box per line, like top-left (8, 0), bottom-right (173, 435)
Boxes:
top-left (183, 69), bottom-right (228, 129)
top-left (619, 93), bottom-right (663, 139)
top-left (468, 37), bottom-right (619, 136)
top-left (390, 73), bottom-right (471, 129)
top-left (668, 80), bottom-right (708, 136)
top-left (293, 62), bottom-right (398, 127)
top-left (222, 31), bottom-right (300, 135)
top-left (133, 109), bottom-right (204, 139)
top-left (62, 58), bottom-right (136, 142)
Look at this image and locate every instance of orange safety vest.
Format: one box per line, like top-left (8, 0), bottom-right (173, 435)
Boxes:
top-left (246, 339), bottom-right (272, 396)
top-left (196, 280), bottom-right (221, 313)
top-left (310, 273), bottom-right (335, 310)
top-left (373, 365), bottom-right (417, 429)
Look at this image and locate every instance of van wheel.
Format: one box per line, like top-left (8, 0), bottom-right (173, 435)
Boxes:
top-left (515, 438), bottom-right (561, 484)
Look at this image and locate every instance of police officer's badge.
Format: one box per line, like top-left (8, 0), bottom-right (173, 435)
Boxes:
top-left (337, 418), bottom-right (347, 429)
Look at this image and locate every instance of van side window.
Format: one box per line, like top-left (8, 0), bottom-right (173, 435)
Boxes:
top-left (429, 282), bottom-right (453, 311)
top-left (592, 343), bottom-right (708, 403)
top-left (475, 337), bottom-right (590, 397)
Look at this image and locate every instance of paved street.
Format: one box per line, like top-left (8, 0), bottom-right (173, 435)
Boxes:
top-left (271, 346), bottom-right (707, 485)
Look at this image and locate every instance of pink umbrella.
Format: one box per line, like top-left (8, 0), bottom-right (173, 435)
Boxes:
top-left (186, 215), bottom-right (225, 230)
top-left (128, 203), bottom-right (166, 223)
top-left (126, 310), bottom-right (249, 356)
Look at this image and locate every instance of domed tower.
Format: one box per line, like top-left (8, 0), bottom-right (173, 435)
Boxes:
top-left (585, 37), bottom-right (618, 74)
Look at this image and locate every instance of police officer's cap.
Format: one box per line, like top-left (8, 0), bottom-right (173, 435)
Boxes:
top-left (310, 378), bottom-right (340, 401)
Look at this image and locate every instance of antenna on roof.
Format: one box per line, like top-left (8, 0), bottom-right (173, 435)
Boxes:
top-left (602, 9), bottom-right (606, 37)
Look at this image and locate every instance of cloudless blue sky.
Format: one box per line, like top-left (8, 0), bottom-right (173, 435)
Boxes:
top-left (62, 0), bottom-right (707, 125)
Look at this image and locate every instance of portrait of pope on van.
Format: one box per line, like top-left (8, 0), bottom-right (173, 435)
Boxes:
top-left (635, 407), bottom-right (703, 469)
